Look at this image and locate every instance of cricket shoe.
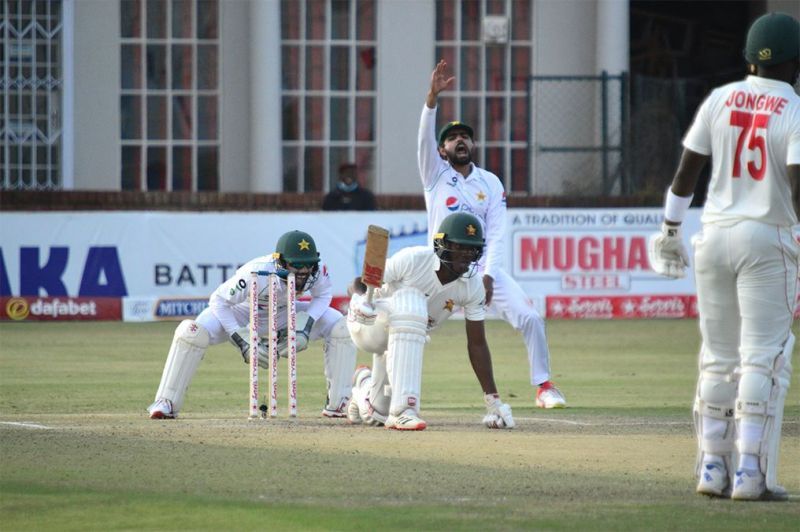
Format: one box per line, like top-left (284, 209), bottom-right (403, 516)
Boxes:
top-left (148, 398), bottom-right (175, 419)
top-left (696, 462), bottom-right (729, 498)
top-left (731, 470), bottom-right (788, 501)
top-left (535, 381), bottom-right (566, 409)
top-left (385, 409), bottom-right (427, 431)
top-left (321, 404), bottom-right (348, 418)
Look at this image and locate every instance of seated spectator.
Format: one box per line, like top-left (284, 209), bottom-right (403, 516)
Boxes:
top-left (322, 163), bottom-right (376, 211)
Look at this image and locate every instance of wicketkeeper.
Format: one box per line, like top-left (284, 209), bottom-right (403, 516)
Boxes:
top-left (148, 230), bottom-right (357, 419)
top-left (345, 212), bottom-right (515, 431)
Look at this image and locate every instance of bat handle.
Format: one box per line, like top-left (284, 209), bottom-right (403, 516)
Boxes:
top-left (365, 286), bottom-right (375, 305)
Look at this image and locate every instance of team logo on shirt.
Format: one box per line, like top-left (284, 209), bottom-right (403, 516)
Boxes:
top-left (476, 191), bottom-right (486, 201)
top-left (446, 196), bottom-right (460, 211)
top-left (443, 299), bottom-right (455, 312)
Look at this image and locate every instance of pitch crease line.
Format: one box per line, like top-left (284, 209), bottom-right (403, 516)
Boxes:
top-left (0, 421), bottom-right (52, 430)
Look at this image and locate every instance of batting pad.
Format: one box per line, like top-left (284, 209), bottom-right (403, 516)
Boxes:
top-left (154, 320), bottom-right (209, 414)
top-left (387, 288), bottom-right (428, 416)
top-left (323, 317), bottom-right (358, 411)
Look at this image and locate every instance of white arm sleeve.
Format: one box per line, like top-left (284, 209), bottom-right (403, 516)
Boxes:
top-left (209, 293), bottom-right (241, 335)
top-left (418, 104), bottom-right (446, 190)
top-left (306, 264), bottom-right (334, 321)
top-left (462, 279), bottom-right (487, 321)
top-left (482, 176), bottom-right (507, 279)
top-left (209, 264), bottom-right (252, 335)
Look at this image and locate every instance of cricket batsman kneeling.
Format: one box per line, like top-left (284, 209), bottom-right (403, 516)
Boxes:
top-left (345, 212), bottom-right (514, 431)
top-left (147, 230), bottom-right (357, 419)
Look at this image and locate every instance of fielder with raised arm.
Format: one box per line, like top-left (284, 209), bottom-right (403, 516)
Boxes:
top-left (346, 212), bottom-right (515, 431)
top-left (648, 12), bottom-right (799, 501)
top-left (148, 230), bottom-right (357, 419)
top-left (419, 60), bottom-right (565, 408)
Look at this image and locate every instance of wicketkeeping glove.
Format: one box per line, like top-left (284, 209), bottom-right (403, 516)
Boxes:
top-left (482, 393), bottom-right (515, 429)
top-left (648, 223), bottom-right (689, 279)
top-left (276, 313), bottom-right (314, 357)
top-left (230, 329), bottom-right (269, 369)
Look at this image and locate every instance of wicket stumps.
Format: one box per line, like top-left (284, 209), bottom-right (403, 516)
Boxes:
top-left (248, 270), bottom-right (298, 419)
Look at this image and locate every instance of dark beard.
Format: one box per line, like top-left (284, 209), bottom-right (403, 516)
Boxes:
top-left (445, 146), bottom-right (472, 166)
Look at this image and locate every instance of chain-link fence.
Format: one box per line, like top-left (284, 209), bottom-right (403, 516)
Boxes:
top-left (526, 72), bottom-right (720, 200)
top-left (527, 73), bottom-right (629, 196)
top-left (628, 75), bottom-right (714, 199)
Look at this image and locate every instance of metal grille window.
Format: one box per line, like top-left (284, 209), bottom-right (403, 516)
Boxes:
top-left (120, 0), bottom-right (220, 191)
top-left (435, 0), bottom-right (533, 194)
top-left (281, 0), bottom-right (377, 192)
top-left (1, 0), bottom-right (63, 190)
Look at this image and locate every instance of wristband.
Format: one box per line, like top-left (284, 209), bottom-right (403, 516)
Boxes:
top-left (664, 188), bottom-right (693, 223)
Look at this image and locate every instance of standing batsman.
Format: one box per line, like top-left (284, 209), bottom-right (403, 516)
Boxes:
top-left (419, 60), bottom-right (565, 408)
top-left (148, 230), bottom-right (357, 419)
top-left (346, 212), bottom-right (515, 430)
top-left (649, 12), bottom-right (799, 501)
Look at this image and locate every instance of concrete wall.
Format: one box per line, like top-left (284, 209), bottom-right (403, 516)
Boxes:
top-left (220, 0), bottom-right (253, 192)
top-left (72, 0), bottom-right (119, 189)
top-left (375, 0), bottom-right (436, 194)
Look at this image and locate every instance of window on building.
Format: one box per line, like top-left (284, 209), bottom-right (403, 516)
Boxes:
top-left (281, 0), bottom-right (377, 192)
top-left (120, 0), bottom-right (220, 191)
top-left (1, 0), bottom-right (63, 190)
top-left (435, 0), bottom-right (533, 194)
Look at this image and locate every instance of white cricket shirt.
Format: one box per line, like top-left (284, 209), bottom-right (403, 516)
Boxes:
top-left (377, 246), bottom-right (486, 331)
top-left (208, 256), bottom-right (333, 335)
top-left (683, 75), bottom-right (800, 227)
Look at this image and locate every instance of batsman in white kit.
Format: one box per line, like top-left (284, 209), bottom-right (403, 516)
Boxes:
top-left (346, 212), bottom-right (515, 431)
top-left (419, 60), bottom-right (565, 409)
top-left (147, 230), bottom-right (357, 419)
top-left (648, 12), bottom-right (799, 501)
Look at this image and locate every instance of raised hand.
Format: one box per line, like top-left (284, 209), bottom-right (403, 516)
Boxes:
top-left (429, 59), bottom-right (455, 99)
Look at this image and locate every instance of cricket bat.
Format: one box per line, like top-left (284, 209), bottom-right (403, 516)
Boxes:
top-left (362, 225), bottom-right (389, 303)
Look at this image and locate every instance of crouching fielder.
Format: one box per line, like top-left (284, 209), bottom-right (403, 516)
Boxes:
top-left (147, 230), bottom-right (357, 419)
top-left (649, 12), bottom-right (799, 501)
top-left (346, 212), bottom-right (514, 431)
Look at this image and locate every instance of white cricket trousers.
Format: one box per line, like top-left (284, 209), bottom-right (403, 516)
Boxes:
top-left (486, 268), bottom-right (551, 385)
top-left (693, 220), bottom-right (798, 378)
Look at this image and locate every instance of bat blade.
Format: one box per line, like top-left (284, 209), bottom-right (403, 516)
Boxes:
top-left (362, 225), bottom-right (389, 289)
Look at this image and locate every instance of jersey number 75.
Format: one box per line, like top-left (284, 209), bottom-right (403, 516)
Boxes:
top-left (730, 110), bottom-right (770, 181)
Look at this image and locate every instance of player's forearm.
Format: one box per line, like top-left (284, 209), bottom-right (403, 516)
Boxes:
top-left (670, 149), bottom-right (709, 198)
top-left (426, 90), bottom-right (438, 109)
top-left (467, 344), bottom-right (498, 395)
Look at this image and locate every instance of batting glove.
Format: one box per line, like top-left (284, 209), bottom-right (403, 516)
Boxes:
top-left (482, 393), bottom-right (515, 429)
top-left (230, 330), bottom-right (269, 369)
top-left (648, 223), bottom-right (689, 279)
top-left (348, 293), bottom-right (377, 326)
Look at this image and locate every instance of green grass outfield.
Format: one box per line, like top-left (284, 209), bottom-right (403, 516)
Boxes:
top-left (1, 319), bottom-right (798, 530)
